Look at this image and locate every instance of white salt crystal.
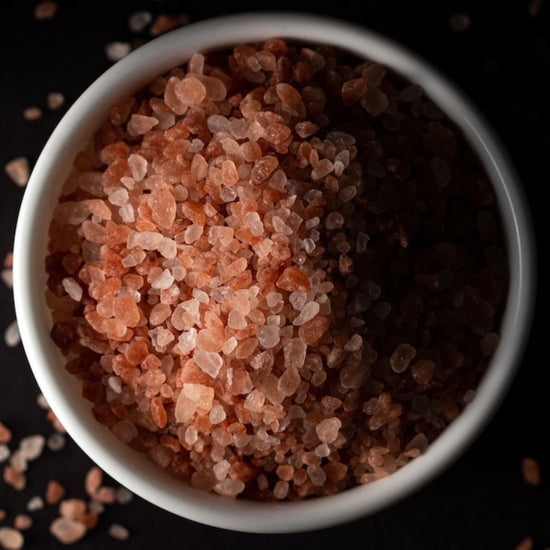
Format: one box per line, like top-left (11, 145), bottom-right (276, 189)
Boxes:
top-left (4, 320), bottom-right (20, 347)
top-left (108, 524), bottom-right (130, 541)
top-left (26, 496), bottom-right (44, 511)
top-left (128, 10), bottom-right (152, 33)
top-left (115, 487), bottom-right (133, 505)
top-left (20, 435), bottom-right (45, 461)
top-left (47, 432), bottom-right (66, 452)
top-left (105, 41), bottom-right (132, 62)
top-left (0, 444), bottom-right (10, 462)
top-left (194, 350), bottom-right (223, 378)
top-left (62, 277), bottom-right (83, 302)
top-left (292, 301), bottom-right (320, 326)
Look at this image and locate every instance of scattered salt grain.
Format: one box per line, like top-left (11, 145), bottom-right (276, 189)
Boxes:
top-left (521, 457), bottom-right (541, 486)
top-left (0, 527), bottom-right (24, 550)
top-left (13, 515), bottom-right (32, 531)
top-left (34, 1), bottom-right (57, 19)
top-left (4, 321), bottom-right (20, 348)
top-left (108, 523), bottom-right (130, 541)
top-left (0, 444), bottom-right (10, 462)
top-left (115, 486), bottom-right (133, 505)
top-left (23, 106), bottom-right (42, 121)
top-left (47, 92), bottom-right (65, 110)
top-left (49, 517), bottom-right (86, 545)
top-left (0, 422), bottom-right (11, 443)
top-left (4, 157), bottom-right (30, 187)
top-left (47, 432), bottom-right (66, 452)
top-left (105, 42), bottom-right (132, 62)
top-left (36, 394), bottom-right (49, 409)
top-left (26, 496), bottom-right (44, 511)
top-left (20, 435), bottom-right (45, 461)
top-left (1, 269), bottom-right (13, 288)
top-left (128, 10), bottom-right (153, 33)
top-left (45, 481), bottom-right (66, 505)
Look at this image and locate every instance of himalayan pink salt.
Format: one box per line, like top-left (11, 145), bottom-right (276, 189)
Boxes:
top-left (112, 420), bottom-right (138, 443)
top-left (315, 417), bottom-right (342, 444)
top-left (390, 343), bottom-right (417, 373)
top-left (23, 106), bottom-right (42, 120)
top-left (127, 114), bottom-right (158, 136)
top-left (244, 389), bottom-right (266, 413)
top-left (0, 527), bottom-right (24, 550)
top-left (277, 366), bottom-right (301, 397)
top-left (4, 157), bottom-right (29, 187)
top-left (292, 301), bottom-right (320, 326)
top-left (19, 435), bottom-right (45, 461)
top-left (256, 324), bottom-right (280, 349)
top-left (47, 92), bottom-right (65, 110)
top-left (108, 523), bottom-right (130, 541)
top-left (49, 518), bottom-right (86, 545)
top-left (0, 422), bottom-right (12, 443)
top-left (175, 384), bottom-right (214, 422)
top-left (34, 1), bottom-right (57, 19)
top-left (14, 514), bottom-right (32, 531)
top-left (177, 76), bottom-right (207, 104)
top-left (105, 42), bottom-right (131, 62)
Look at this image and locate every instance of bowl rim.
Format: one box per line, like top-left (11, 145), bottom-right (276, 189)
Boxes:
top-left (12, 11), bottom-right (536, 534)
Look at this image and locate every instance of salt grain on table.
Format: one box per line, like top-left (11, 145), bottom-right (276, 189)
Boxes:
top-left (47, 92), bottom-right (65, 110)
top-left (0, 527), bottom-right (24, 550)
top-left (105, 42), bottom-right (132, 62)
top-left (49, 517), bottom-right (86, 544)
top-left (108, 523), bottom-right (130, 541)
top-left (4, 320), bottom-right (21, 347)
top-left (4, 158), bottom-right (29, 187)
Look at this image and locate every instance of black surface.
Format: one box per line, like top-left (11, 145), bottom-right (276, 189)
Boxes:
top-left (0, 1), bottom-right (547, 548)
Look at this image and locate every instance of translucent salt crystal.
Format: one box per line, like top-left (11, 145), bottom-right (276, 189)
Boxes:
top-left (49, 518), bottom-right (86, 545)
top-left (194, 350), bottom-right (223, 378)
top-left (302, 238), bottom-right (315, 254)
top-left (315, 417), bottom-right (342, 444)
top-left (23, 106), bottom-right (42, 120)
top-left (0, 527), bottom-right (24, 550)
top-left (209, 404), bottom-right (226, 424)
top-left (480, 332), bottom-right (500, 357)
top-left (292, 301), bottom-right (320, 326)
top-left (192, 288), bottom-right (209, 304)
top-left (27, 496), bottom-right (44, 511)
top-left (119, 203), bottom-right (135, 223)
top-left (325, 212), bottom-right (344, 230)
top-left (283, 338), bottom-right (307, 369)
top-left (20, 435), bottom-right (45, 461)
top-left (188, 52), bottom-right (205, 74)
top-left (115, 487), bottom-right (133, 505)
top-left (151, 269), bottom-right (174, 290)
top-left (215, 478), bottom-right (245, 497)
top-left (108, 187), bottom-right (129, 206)
top-left (0, 444), bottom-right (10, 462)
top-left (222, 337), bottom-right (237, 355)
top-left (390, 343), bottom-right (417, 373)
top-left (46, 92), bottom-right (65, 110)
top-left (213, 459), bottom-right (231, 481)
top-left (176, 329), bottom-right (197, 355)
top-left (108, 524), bottom-right (130, 541)
top-left (256, 325), bottom-right (280, 349)
top-left (4, 157), bottom-right (29, 187)
top-left (128, 10), bottom-right (152, 32)
top-left (105, 42), bottom-right (131, 62)
top-left (228, 310), bottom-right (247, 330)
top-left (207, 114), bottom-right (230, 134)
top-left (112, 420), bottom-right (138, 443)
top-left (277, 366), bottom-right (301, 396)
top-left (172, 265), bottom-right (187, 281)
top-left (47, 432), bottom-right (65, 452)
top-left (14, 514), bottom-right (32, 530)
top-left (127, 114), bottom-right (158, 136)
top-left (244, 389), bottom-right (266, 412)
top-left (128, 154), bottom-right (148, 181)
top-left (184, 224), bottom-right (202, 244)
top-left (62, 277), bottom-right (83, 301)
top-left (4, 321), bottom-right (20, 348)
top-left (266, 291), bottom-right (283, 308)
top-left (10, 450), bottom-right (27, 472)
top-left (344, 334), bottom-right (363, 352)
top-left (1, 268), bottom-right (13, 288)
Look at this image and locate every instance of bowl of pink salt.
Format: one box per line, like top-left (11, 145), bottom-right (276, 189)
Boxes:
top-left (13, 12), bottom-right (535, 533)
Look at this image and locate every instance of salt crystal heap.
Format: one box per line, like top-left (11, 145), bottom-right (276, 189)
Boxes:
top-left (46, 39), bottom-right (508, 500)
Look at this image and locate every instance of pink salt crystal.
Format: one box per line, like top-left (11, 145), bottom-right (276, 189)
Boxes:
top-left (105, 42), bottom-right (131, 62)
top-left (4, 321), bottom-right (20, 348)
top-left (315, 417), bottom-right (342, 444)
top-left (112, 420), bottom-right (138, 443)
top-left (128, 154), bottom-right (148, 181)
top-left (23, 106), bottom-right (42, 120)
top-left (215, 477), bottom-right (245, 497)
top-left (62, 277), bottom-right (83, 302)
top-left (344, 334), bottom-right (363, 352)
top-left (209, 404), bottom-right (227, 424)
top-left (273, 480), bottom-right (289, 499)
top-left (311, 158), bottom-right (334, 180)
top-left (129, 231), bottom-right (163, 250)
top-left (228, 310), bottom-right (247, 330)
top-left (14, 514), bottom-right (32, 530)
top-left (175, 384), bottom-right (214, 422)
top-left (59, 499), bottom-right (86, 520)
top-left (108, 524), bottom-right (130, 541)
top-left (177, 76), bottom-right (207, 105)
top-left (0, 527), bottom-right (24, 550)
top-left (244, 389), bottom-right (266, 412)
top-left (34, 1), bottom-right (57, 19)
top-left (151, 269), bottom-right (174, 290)
top-left (405, 433), bottom-right (429, 453)
top-left (390, 343), bottom-right (416, 373)
top-left (277, 366), bottom-right (301, 397)
top-left (361, 87), bottom-right (389, 116)
top-left (20, 435), bottom-right (45, 461)
top-left (256, 324), bottom-right (280, 349)
top-left (292, 301), bottom-right (320, 326)
top-left (127, 114), bottom-right (159, 136)
top-left (49, 518), bottom-right (86, 545)
top-left (188, 53), bottom-right (205, 74)
top-left (4, 157), bottom-right (30, 186)
top-left (283, 338), bottom-right (307, 369)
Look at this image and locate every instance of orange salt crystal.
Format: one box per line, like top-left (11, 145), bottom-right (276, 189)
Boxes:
top-left (0, 422), bottom-right (11, 443)
top-left (4, 156), bottom-right (30, 187)
top-left (521, 457), bottom-right (541, 486)
top-left (113, 296), bottom-right (140, 327)
top-left (276, 266), bottom-right (311, 292)
top-left (151, 397), bottom-right (168, 429)
top-left (181, 201), bottom-right (205, 225)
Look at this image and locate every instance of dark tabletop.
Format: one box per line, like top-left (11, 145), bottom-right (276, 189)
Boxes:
top-left (0, 1), bottom-right (548, 548)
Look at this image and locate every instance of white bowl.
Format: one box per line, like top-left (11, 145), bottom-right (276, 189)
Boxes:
top-left (13, 12), bottom-right (535, 533)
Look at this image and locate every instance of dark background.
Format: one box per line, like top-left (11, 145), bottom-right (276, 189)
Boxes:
top-left (0, 1), bottom-right (547, 548)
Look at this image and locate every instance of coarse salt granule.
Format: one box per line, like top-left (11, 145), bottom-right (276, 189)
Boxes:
top-left (105, 42), bottom-right (132, 62)
top-left (128, 10), bottom-right (153, 33)
top-left (49, 517), bottom-right (86, 545)
top-left (23, 106), bottom-right (42, 120)
top-left (108, 523), bottom-right (130, 541)
top-left (47, 92), bottom-right (65, 110)
top-left (4, 157), bottom-right (30, 187)
top-left (0, 527), bottom-right (24, 550)
top-left (4, 321), bottom-right (20, 348)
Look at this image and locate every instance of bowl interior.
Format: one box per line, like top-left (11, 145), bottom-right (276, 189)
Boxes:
top-left (12, 12), bottom-right (535, 533)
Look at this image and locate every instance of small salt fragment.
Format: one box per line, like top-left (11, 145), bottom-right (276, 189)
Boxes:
top-left (108, 523), bottom-right (130, 541)
top-left (45, 481), bottom-right (66, 505)
top-left (127, 114), bottom-right (158, 136)
top-left (13, 515), bottom-right (32, 531)
top-left (449, 12), bottom-right (471, 32)
top-left (49, 517), bottom-right (86, 545)
top-left (23, 106), bottom-right (42, 121)
top-left (1, 269), bottom-right (13, 288)
top-left (4, 321), bottom-right (21, 347)
top-left (292, 301), bottom-right (320, 326)
top-left (521, 457), bottom-right (541, 486)
top-left (36, 393), bottom-right (49, 409)
top-left (34, 1), bottom-right (57, 19)
top-left (62, 277), bottom-right (83, 302)
top-left (0, 422), bottom-right (11, 443)
top-left (315, 417), bottom-right (342, 444)
top-left (47, 432), bottom-right (66, 452)
top-left (390, 343), bottom-right (416, 373)
top-left (0, 527), bottom-right (24, 550)
top-left (115, 487), bottom-right (133, 505)
top-left (128, 10), bottom-right (153, 33)
top-left (105, 42), bottom-right (132, 62)
top-left (150, 13), bottom-right (188, 36)
top-left (47, 92), bottom-right (65, 110)
top-left (26, 496), bottom-right (44, 511)
top-left (194, 351), bottom-right (223, 378)
top-left (0, 444), bottom-right (10, 462)
top-left (4, 157), bottom-right (30, 187)
top-left (10, 450), bottom-right (27, 473)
